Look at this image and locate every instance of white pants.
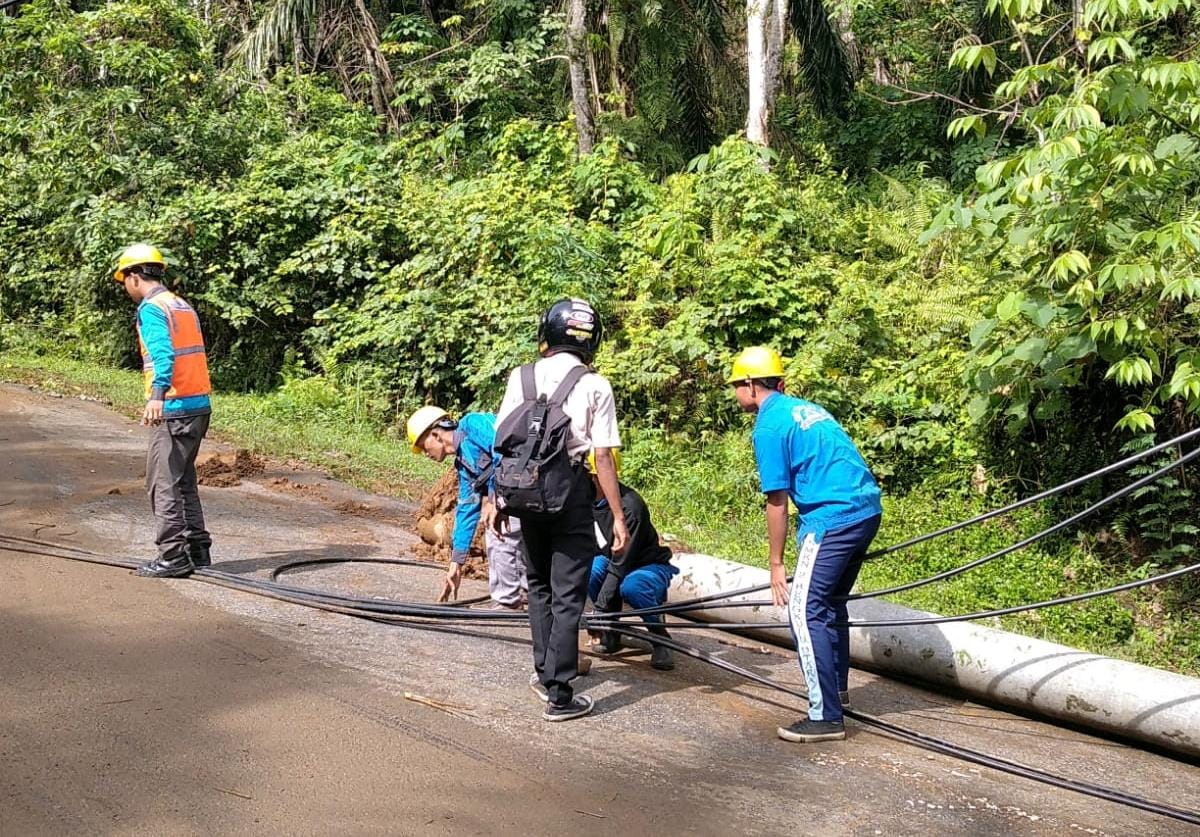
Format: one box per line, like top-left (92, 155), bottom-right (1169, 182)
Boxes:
top-left (485, 519), bottom-right (528, 605)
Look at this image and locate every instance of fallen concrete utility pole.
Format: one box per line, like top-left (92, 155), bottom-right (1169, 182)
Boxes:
top-left (668, 552), bottom-right (1200, 759)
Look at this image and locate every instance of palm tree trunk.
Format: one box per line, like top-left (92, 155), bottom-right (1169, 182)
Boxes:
top-left (566, 0), bottom-right (596, 154)
top-left (352, 0), bottom-right (408, 132)
top-left (837, 1), bottom-right (861, 78)
top-left (765, 0), bottom-right (787, 116)
top-left (746, 0), bottom-right (770, 145)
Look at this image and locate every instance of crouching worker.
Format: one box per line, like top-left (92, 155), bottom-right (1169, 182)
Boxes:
top-left (586, 451), bottom-right (678, 671)
top-left (729, 347), bottom-right (882, 744)
top-left (407, 407), bottom-right (528, 610)
top-left (114, 244), bottom-right (214, 578)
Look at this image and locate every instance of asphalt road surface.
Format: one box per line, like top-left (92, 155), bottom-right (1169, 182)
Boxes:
top-left (2, 382), bottom-right (1198, 836)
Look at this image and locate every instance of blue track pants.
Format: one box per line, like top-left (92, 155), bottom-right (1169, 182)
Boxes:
top-left (589, 558), bottom-right (678, 623)
top-left (788, 514), bottom-right (882, 722)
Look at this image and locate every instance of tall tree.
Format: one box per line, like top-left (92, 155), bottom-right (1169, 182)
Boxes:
top-left (566, 0), bottom-right (596, 154)
top-left (746, 0), bottom-right (855, 146)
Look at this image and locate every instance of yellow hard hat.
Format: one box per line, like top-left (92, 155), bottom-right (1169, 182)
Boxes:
top-left (113, 243), bottom-right (166, 282)
top-left (727, 346), bottom-right (785, 383)
top-left (586, 448), bottom-right (622, 476)
top-left (407, 405), bottom-right (450, 454)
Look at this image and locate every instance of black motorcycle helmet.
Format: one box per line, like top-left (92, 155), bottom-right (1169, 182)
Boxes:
top-left (537, 297), bottom-right (603, 362)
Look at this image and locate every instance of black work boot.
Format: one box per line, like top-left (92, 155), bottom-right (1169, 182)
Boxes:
top-left (649, 626), bottom-right (675, 671)
top-left (135, 551), bottom-right (195, 578)
top-left (597, 630), bottom-right (622, 654)
top-left (777, 718), bottom-right (846, 743)
top-left (187, 542), bottom-right (211, 569)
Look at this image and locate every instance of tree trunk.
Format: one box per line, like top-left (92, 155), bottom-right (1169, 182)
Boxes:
top-left (764, 0), bottom-right (787, 117)
top-left (1071, 0), bottom-right (1086, 64)
top-left (352, 0), bottom-right (409, 132)
top-left (566, 0), bottom-right (596, 155)
top-left (837, 1), bottom-right (861, 79)
top-left (746, 0), bottom-right (770, 145)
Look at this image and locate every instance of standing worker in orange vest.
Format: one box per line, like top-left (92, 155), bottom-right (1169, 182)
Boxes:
top-left (114, 244), bottom-right (215, 578)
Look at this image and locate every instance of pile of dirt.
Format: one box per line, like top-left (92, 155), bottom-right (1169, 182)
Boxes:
top-left (417, 470), bottom-right (459, 518)
top-left (413, 468), bottom-right (488, 570)
top-left (196, 449), bottom-right (265, 488)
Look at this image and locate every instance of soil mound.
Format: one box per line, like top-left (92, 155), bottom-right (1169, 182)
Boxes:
top-left (414, 468), bottom-right (488, 568)
top-left (197, 449), bottom-right (265, 487)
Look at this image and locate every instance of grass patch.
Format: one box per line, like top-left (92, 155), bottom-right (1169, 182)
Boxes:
top-left (0, 347), bottom-right (442, 498)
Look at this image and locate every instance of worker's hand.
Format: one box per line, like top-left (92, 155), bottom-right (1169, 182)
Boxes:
top-left (610, 518), bottom-right (629, 556)
top-left (770, 563), bottom-right (789, 608)
top-left (141, 400), bottom-right (164, 426)
top-left (491, 509), bottom-right (510, 535)
top-left (437, 562), bottom-right (463, 602)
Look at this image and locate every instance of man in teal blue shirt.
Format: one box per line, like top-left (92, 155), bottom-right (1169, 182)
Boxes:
top-left (730, 346), bottom-right (882, 743)
top-left (407, 407), bottom-right (528, 609)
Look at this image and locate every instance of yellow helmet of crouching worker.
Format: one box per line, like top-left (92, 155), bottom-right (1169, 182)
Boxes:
top-left (726, 346), bottom-right (785, 383)
top-left (113, 243), bottom-right (166, 282)
top-left (586, 448), bottom-right (622, 476)
top-left (406, 405), bottom-right (450, 454)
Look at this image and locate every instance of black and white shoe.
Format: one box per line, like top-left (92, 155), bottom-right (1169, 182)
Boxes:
top-left (134, 552), bottom-right (195, 578)
top-left (543, 695), bottom-right (594, 722)
top-left (839, 690), bottom-right (851, 711)
top-left (777, 718), bottom-right (846, 743)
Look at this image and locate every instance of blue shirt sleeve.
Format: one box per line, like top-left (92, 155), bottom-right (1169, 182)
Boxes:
top-left (137, 303), bottom-right (174, 400)
top-left (753, 424), bottom-right (792, 494)
top-left (450, 433), bottom-right (485, 564)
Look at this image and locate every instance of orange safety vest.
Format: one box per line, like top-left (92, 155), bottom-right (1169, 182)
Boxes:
top-left (137, 290), bottom-right (212, 401)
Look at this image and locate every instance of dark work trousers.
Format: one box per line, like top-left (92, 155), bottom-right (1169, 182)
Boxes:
top-left (145, 413), bottom-right (211, 559)
top-left (787, 513), bottom-right (882, 723)
top-left (519, 474), bottom-right (597, 707)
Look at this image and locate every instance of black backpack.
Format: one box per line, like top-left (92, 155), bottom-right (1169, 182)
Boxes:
top-left (493, 362), bottom-right (590, 518)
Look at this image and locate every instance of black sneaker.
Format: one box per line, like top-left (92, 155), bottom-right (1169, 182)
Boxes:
top-left (543, 695), bottom-right (594, 722)
top-left (777, 718), bottom-right (845, 743)
top-left (529, 672), bottom-right (587, 702)
top-left (650, 644), bottom-right (675, 671)
top-left (187, 543), bottom-right (211, 568)
top-left (839, 690), bottom-right (851, 711)
top-left (135, 552), bottom-right (195, 578)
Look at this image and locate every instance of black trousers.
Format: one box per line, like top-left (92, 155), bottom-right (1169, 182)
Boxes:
top-left (146, 414), bottom-right (211, 558)
top-left (519, 476), bottom-right (597, 707)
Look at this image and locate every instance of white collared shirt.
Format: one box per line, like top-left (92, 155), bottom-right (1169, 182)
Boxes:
top-left (496, 352), bottom-right (621, 460)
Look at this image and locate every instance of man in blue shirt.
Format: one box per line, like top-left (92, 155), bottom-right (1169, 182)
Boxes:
top-left (407, 407), bottom-right (528, 609)
top-left (730, 346), bottom-right (882, 743)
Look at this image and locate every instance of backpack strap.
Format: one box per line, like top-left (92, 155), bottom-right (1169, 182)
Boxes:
top-left (519, 363), bottom-right (537, 402)
top-left (454, 448), bottom-right (495, 496)
top-left (547, 364), bottom-right (590, 408)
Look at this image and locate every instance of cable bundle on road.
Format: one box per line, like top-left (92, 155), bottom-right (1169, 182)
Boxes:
top-left (3, 529), bottom-right (1199, 826)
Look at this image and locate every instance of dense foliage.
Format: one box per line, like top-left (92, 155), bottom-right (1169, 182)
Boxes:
top-left (0, 0), bottom-right (1197, 670)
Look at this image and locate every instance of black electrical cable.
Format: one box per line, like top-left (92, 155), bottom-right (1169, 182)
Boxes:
top-left (269, 556), bottom-right (491, 607)
top-left (603, 624), bottom-right (1200, 827)
top-left (842, 443), bottom-right (1200, 601)
top-left (0, 533), bottom-right (101, 555)
top-left (839, 560), bottom-right (1200, 628)
top-left (586, 558), bottom-right (1200, 630)
top-left (583, 437), bottom-right (1200, 621)
top-left (7, 534), bottom-right (1199, 826)
top-left (859, 426), bottom-right (1200, 562)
